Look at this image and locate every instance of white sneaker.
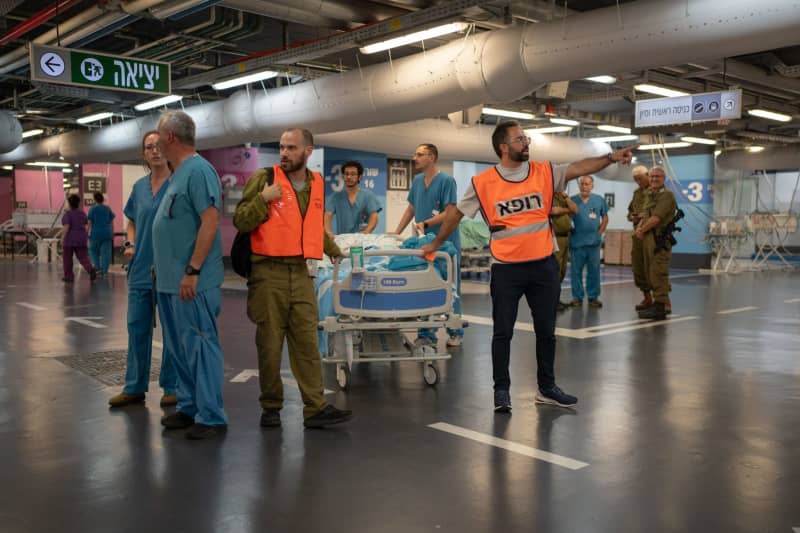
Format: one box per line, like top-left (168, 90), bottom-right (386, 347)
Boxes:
top-left (446, 336), bottom-right (462, 347)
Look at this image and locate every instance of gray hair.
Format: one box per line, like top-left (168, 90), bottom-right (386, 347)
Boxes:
top-left (649, 165), bottom-right (666, 176)
top-left (159, 110), bottom-right (195, 146)
top-left (632, 165), bottom-right (649, 177)
top-left (579, 175), bottom-right (594, 184)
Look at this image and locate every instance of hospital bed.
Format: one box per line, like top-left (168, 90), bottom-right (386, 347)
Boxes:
top-left (318, 249), bottom-right (464, 389)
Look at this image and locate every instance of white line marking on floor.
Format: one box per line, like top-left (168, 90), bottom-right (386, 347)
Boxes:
top-left (65, 316), bottom-right (107, 328)
top-left (785, 298), bottom-right (800, 304)
top-left (461, 314), bottom-right (699, 339)
top-left (717, 306), bottom-right (759, 315)
top-left (230, 369), bottom-right (334, 394)
top-left (16, 302), bottom-right (46, 311)
top-left (428, 422), bottom-right (589, 470)
top-left (792, 527), bottom-right (799, 533)
top-left (152, 340), bottom-right (163, 349)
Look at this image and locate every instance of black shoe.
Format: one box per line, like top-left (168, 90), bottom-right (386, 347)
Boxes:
top-left (494, 389), bottom-right (511, 413)
top-left (556, 301), bottom-right (567, 311)
top-left (260, 408), bottom-right (281, 428)
top-left (185, 423), bottom-right (227, 440)
top-left (638, 302), bottom-right (666, 320)
top-left (303, 405), bottom-right (353, 428)
top-left (161, 411), bottom-right (194, 429)
top-left (588, 299), bottom-right (603, 308)
top-left (535, 386), bottom-right (578, 408)
top-left (89, 268), bottom-right (97, 281)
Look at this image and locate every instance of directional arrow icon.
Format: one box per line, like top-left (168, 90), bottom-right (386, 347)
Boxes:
top-left (40, 52), bottom-right (65, 77)
top-left (230, 369), bottom-right (259, 383)
top-left (65, 316), bottom-right (106, 328)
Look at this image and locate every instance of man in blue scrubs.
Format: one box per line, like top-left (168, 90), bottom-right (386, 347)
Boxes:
top-left (569, 175), bottom-right (609, 308)
top-left (153, 110), bottom-right (227, 440)
top-left (324, 160), bottom-right (381, 236)
top-left (109, 131), bottom-right (178, 409)
top-left (392, 143), bottom-right (464, 346)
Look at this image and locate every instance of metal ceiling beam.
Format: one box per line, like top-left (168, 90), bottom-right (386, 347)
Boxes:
top-left (175, 0), bottom-right (486, 89)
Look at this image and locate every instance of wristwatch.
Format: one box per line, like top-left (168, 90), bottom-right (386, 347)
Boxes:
top-left (423, 221), bottom-right (429, 230)
top-left (123, 240), bottom-right (133, 249)
top-left (184, 265), bottom-right (201, 276)
top-left (607, 152), bottom-right (615, 163)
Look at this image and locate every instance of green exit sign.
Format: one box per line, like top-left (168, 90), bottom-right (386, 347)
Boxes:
top-left (30, 44), bottom-right (170, 96)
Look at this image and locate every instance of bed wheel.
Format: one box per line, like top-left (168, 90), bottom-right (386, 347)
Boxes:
top-left (423, 363), bottom-right (439, 386)
top-left (336, 364), bottom-right (350, 389)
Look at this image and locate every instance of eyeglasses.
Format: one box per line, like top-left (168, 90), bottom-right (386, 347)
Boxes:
top-left (413, 152), bottom-right (431, 158)
top-left (505, 136), bottom-right (531, 145)
top-left (144, 144), bottom-right (160, 151)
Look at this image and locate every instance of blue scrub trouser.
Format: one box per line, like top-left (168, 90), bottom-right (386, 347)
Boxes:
top-left (124, 288), bottom-right (177, 394)
top-left (419, 254), bottom-right (464, 342)
top-left (570, 245), bottom-right (602, 301)
top-left (89, 239), bottom-right (112, 274)
top-left (158, 289), bottom-right (227, 426)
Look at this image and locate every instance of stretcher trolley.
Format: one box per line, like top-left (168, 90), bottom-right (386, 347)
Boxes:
top-left (319, 249), bottom-right (466, 389)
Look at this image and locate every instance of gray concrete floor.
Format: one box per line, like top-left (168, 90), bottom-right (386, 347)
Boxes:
top-left (0, 259), bottom-right (799, 533)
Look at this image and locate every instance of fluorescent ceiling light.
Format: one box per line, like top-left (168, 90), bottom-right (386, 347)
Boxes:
top-left (63, 168), bottom-right (73, 173)
top-left (77, 112), bottom-right (114, 124)
top-left (525, 126), bottom-right (573, 134)
top-left (22, 129), bottom-right (44, 138)
top-left (482, 107), bottom-right (535, 120)
top-left (597, 124), bottom-right (630, 134)
top-left (360, 22), bottom-right (468, 54)
top-left (25, 161), bottom-right (72, 167)
top-left (747, 109), bottom-right (792, 122)
top-left (714, 150), bottom-right (721, 157)
top-left (590, 135), bottom-right (639, 143)
top-left (747, 146), bottom-right (765, 153)
top-left (212, 70), bottom-right (279, 90)
top-left (134, 94), bottom-right (184, 111)
top-left (634, 84), bottom-right (689, 97)
top-left (2, 165), bottom-right (13, 170)
top-left (584, 75), bottom-right (617, 84)
top-left (681, 136), bottom-right (717, 145)
top-left (638, 142), bottom-right (692, 150)
top-left (550, 117), bottom-right (580, 126)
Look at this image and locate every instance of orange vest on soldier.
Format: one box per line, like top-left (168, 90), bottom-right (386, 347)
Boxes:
top-left (472, 162), bottom-right (554, 263)
top-left (250, 165), bottom-right (324, 259)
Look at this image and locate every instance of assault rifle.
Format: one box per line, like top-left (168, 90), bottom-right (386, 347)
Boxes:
top-left (654, 208), bottom-right (685, 253)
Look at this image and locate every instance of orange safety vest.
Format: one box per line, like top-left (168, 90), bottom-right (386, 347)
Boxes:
top-left (250, 165), bottom-right (324, 259)
top-left (472, 162), bottom-right (555, 263)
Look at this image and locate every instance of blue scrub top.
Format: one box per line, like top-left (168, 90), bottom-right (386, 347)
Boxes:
top-left (124, 174), bottom-right (170, 289)
top-left (327, 188), bottom-right (381, 234)
top-left (407, 171), bottom-right (460, 249)
top-left (569, 193), bottom-right (608, 248)
top-left (87, 204), bottom-right (115, 241)
top-left (152, 154), bottom-right (224, 294)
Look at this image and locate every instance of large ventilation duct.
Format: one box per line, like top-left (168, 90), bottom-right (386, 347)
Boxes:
top-left (0, 111), bottom-right (22, 153)
top-left (3, 0), bottom-right (800, 164)
top-left (717, 147), bottom-right (800, 172)
top-left (315, 119), bottom-right (632, 181)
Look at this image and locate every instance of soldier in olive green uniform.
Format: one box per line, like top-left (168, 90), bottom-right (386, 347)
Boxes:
top-left (550, 191), bottom-right (577, 310)
top-left (635, 166), bottom-right (677, 320)
top-left (234, 128), bottom-right (352, 429)
top-left (627, 166), bottom-right (652, 310)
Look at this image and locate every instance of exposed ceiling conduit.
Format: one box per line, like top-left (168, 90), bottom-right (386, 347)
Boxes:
top-left (219, 0), bottom-right (347, 30)
top-left (717, 146), bottom-right (800, 171)
top-left (315, 119), bottom-right (631, 181)
top-left (3, 0), bottom-right (800, 161)
top-left (0, 0), bottom-right (84, 47)
top-left (736, 130), bottom-right (800, 143)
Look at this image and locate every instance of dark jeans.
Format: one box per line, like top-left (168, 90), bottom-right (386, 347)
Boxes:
top-left (490, 255), bottom-right (559, 392)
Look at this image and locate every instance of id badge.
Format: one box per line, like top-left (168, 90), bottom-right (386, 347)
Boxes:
top-left (589, 212), bottom-right (598, 220)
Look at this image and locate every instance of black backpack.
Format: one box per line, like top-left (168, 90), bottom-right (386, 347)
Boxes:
top-left (230, 167), bottom-right (273, 278)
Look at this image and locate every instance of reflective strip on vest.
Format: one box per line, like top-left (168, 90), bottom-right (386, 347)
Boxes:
top-left (472, 162), bottom-right (554, 263)
top-left (250, 166), bottom-right (324, 259)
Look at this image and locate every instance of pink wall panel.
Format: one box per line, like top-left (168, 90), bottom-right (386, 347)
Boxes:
top-left (13, 169), bottom-right (65, 210)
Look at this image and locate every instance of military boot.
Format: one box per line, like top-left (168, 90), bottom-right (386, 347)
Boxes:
top-left (635, 292), bottom-right (653, 310)
top-left (638, 302), bottom-right (666, 320)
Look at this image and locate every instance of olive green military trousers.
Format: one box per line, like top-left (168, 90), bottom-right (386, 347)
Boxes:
top-left (555, 235), bottom-right (570, 283)
top-left (631, 233), bottom-right (651, 292)
top-left (246, 259), bottom-right (327, 417)
top-left (641, 233), bottom-right (671, 304)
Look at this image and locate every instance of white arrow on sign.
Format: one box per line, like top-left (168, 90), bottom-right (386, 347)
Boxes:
top-left (65, 316), bottom-right (107, 329)
top-left (40, 52), bottom-right (65, 77)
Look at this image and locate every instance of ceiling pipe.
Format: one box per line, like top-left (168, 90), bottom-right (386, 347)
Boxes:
top-left (0, 0), bottom-right (84, 47)
top-left (4, 0), bottom-right (800, 162)
top-left (0, 111), bottom-right (23, 153)
top-left (717, 146), bottom-right (800, 171)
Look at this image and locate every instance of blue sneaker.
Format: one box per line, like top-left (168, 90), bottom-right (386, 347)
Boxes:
top-left (494, 389), bottom-right (511, 413)
top-left (535, 386), bottom-right (578, 408)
